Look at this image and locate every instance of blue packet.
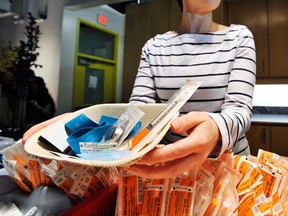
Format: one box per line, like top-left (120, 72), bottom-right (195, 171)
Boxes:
top-left (65, 113), bottom-right (142, 155)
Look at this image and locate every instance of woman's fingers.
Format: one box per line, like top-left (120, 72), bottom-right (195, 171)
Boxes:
top-left (129, 112), bottom-right (220, 178)
top-left (135, 135), bottom-right (203, 166)
top-left (171, 111), bottom-right (207, 133)
top-left (136, 117), bottom-right (217, 165)
top-left (22, 113), bottom-right (71, 144)
top-left (22, 122), bottom-right (48, 144)
top-left (128, 152), bottom-right (204, 179)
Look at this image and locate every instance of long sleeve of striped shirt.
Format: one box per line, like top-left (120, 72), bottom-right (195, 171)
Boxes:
top-left (129, 24), bottom-right (256, 156)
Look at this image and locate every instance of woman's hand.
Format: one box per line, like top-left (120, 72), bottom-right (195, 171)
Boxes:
top-left (128, 111), bottom-right (220, 178)
top-left (22, 113), bottom-right (71, 144)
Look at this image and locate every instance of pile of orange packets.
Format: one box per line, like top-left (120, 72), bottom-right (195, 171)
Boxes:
top-left (1, 141), bottom-right (119, 202)
top-left (2, 139), bottom-right (288, 215)
top-left (115, 149), bottom-right (288, 216)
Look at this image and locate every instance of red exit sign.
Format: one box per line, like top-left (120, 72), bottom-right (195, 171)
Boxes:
top-left (97, 14), bottom-right (108, 26)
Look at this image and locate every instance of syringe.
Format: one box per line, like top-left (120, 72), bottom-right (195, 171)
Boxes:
top-left (128, 80), bottom-right (202, 152)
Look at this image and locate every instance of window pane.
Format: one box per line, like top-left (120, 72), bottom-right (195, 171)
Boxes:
top-left (79, 23), bottom-right (115, 60)
top-left (84, 68), bottom-right (104, 104)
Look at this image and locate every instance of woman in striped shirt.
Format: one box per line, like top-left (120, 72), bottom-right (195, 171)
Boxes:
top-left (128, 0), bottom-right (256, 178)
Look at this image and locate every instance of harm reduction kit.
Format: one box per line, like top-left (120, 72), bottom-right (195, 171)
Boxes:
top-left (0, 80), bottom-right (200, 214)
top-left (2, 78), bottom-right (288, 215)
top-left (24, 80), bottom-right (202, 167)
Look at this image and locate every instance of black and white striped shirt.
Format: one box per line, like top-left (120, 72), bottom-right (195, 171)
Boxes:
top-left (129, 24), bottom-right (256, 156)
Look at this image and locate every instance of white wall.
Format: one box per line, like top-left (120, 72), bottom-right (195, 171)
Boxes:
top-left (57, 5), bottom-right (125, 114)
top-left (253, 84), bottom-right (288, 107)
top-left (36, 0), bottom-right (66, 111)
top-left (0, 0), bottom-right (66, 112)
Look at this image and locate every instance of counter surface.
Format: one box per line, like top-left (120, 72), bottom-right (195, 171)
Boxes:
top-left (251, 114), bottom-right (288, 124)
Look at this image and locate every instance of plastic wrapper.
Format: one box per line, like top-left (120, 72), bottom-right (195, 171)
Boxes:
top-left (193, 167), bottom-right (214, 216)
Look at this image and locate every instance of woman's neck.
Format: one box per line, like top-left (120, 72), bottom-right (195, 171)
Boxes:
top-left (178, 12), bottom-right (217, 34)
